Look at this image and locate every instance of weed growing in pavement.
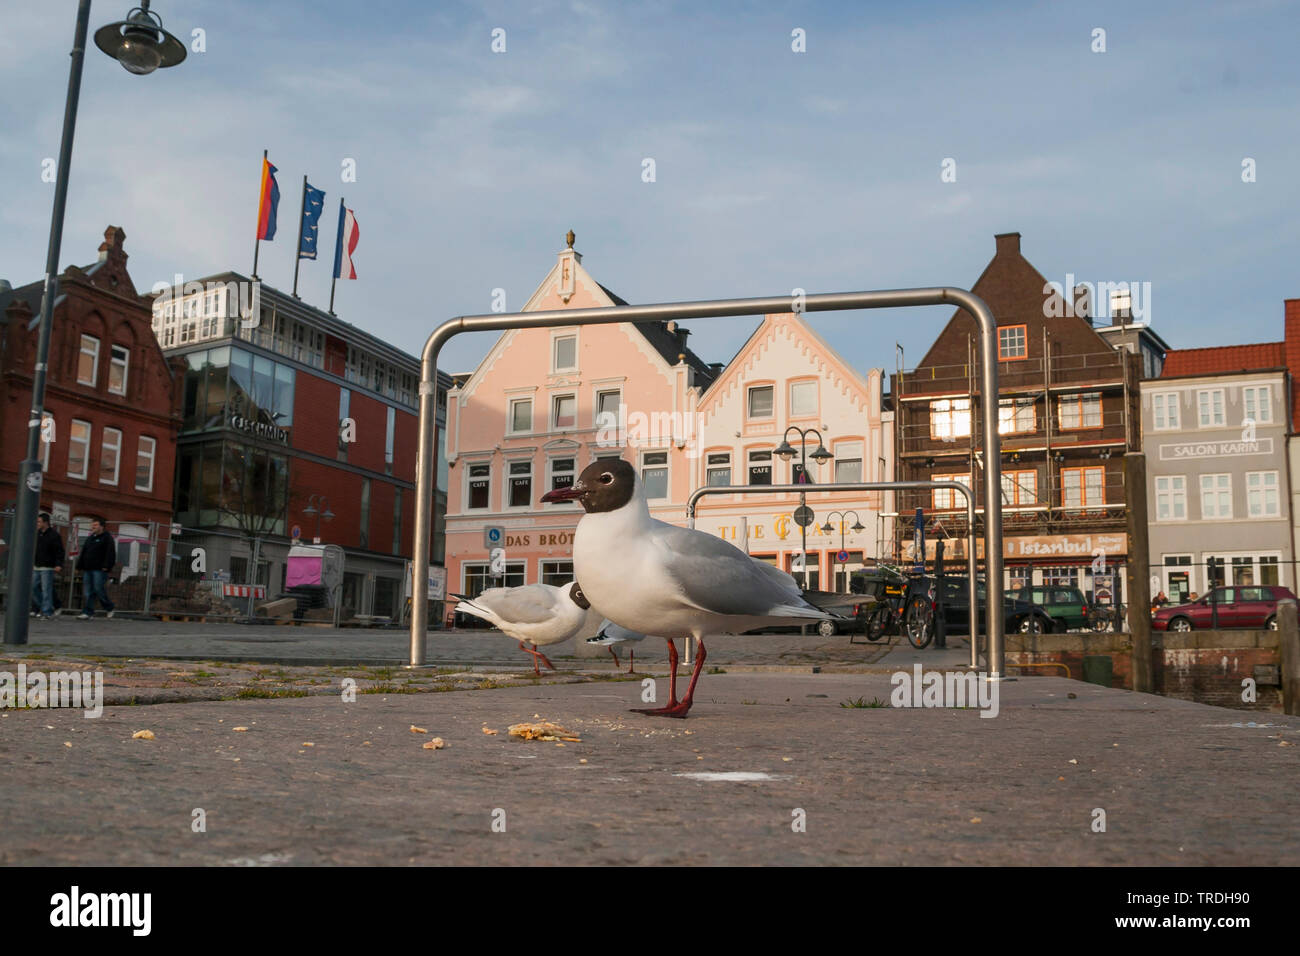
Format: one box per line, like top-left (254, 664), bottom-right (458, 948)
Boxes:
top-left (234, 688), bottom-right (309, 699)
top-left (360, 683), bottom-right (421, 695)
top-left (707, 666), bottom-right (726, 675)
top-left (840, 696), bottom-right (888, 708)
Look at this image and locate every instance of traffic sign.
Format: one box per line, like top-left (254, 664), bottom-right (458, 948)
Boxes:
top-left (793, 505), bottom-right (815, 527)
top-left (291, 524), bottom-right (301, 540)
top-left (484, 526), bottom-right (504, 549)
top-left (836, 549), bottom-right (849, 563)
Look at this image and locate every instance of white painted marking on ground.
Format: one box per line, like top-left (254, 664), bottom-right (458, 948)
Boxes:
top-left (674, 771), bottom-right (782, 782)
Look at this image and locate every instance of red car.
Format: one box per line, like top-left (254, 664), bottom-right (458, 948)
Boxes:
top-left (1152, 585), bottom-right (1296, 632)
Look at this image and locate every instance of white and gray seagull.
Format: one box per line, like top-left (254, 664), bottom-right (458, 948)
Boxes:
top-left (542, 459), bottom-right (831, 717)
top-left (451, 582), bottom-right (597, 674)
top-left (586, 619), bottom-right (647, 673)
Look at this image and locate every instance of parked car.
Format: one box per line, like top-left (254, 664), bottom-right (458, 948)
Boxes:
top-left (1005, 585), bottom-right (1092, 631)
top-left (1152, 585), bottom-right (1296, 631)
top-left (902, 575), bottom-right (1059, 647)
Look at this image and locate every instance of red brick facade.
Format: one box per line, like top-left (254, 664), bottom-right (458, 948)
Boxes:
top-left (1, 226), bottom-right (182, 533)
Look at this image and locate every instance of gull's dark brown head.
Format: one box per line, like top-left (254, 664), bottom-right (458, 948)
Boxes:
top-left (568, 582), bottom-right (591, 609)
top-left (540, 458), bottom-right (637, 513)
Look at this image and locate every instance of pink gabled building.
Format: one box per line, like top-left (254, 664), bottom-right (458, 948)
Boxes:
top-left (442, 234), bottom-right (718, 598)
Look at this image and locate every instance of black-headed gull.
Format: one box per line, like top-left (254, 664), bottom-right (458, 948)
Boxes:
top-left (542, 459), bottom-right (830, 716)
top-left (452, 582), bottom-right (596, 675)
top-left (586, 619), bottom-right (647, 673)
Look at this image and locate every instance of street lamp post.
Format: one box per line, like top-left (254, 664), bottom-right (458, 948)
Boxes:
top-left (820, 510), bottom-right (865, 591)
top-left (3, 1), bottom-right (187, 646)
top-left (302, 495), bottom-right (334, 543)
top-left (774, 427), bottom-right (832, 589)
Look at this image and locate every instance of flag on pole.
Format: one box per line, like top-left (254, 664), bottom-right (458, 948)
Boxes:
top-left (298, 182), bottom-right (326, 259)
top-left (255, 156), bottom-right (280, 241)
top-left (332, 200), bottom-right (359, 279)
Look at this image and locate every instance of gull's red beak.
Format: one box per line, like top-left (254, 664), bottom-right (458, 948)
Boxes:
top-left (541, 485), bottom-right (583, 503)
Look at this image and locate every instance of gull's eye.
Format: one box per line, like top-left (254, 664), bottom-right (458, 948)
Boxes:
top-left (600, 472), bottom-right (613, 484)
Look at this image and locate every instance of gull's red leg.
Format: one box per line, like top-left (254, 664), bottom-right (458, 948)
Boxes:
top-left (631, 637), bottom-right (679, 714)
top-left (608, 646), bottom-right (621, 668)
top-left (626, 648), bottom-right (636, 674)
top-left (519, 641), bottom-right (544, 675)
top-left (535, 646), bottom-right (556, 671)
top-left (657, 638), bottom-right (707, 719)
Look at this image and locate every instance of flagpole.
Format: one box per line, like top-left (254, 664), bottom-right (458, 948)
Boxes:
top-left (252, 149), bottom-right (266, 279)
top-left (292, 174), bottom-right (307, 298)
top-left (329, 195), bottom-right (343, 315)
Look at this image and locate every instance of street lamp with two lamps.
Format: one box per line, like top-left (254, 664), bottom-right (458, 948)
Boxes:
top-left (773, 426), bottom-right (832, 589)
top-left (820, 510), bottom-right (866, 592)
top-left (302, 496), bottom-right (335, 544)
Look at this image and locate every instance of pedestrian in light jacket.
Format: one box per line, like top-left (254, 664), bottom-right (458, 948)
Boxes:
top-left (76, 517), bottom-right (116, 619)
top-left (31, 512), bottom-right (65, 619)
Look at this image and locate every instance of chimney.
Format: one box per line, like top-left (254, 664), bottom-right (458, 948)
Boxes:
top-left (1073, 284), bottom-right (1090, 321)
top-left (994, 232), bottom-right (1021, 256)
top-left (666, 319), bottom-right (690, 354)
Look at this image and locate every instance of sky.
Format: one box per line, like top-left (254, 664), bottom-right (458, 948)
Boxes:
top-left (2, 0), bottom-right (1297, 378)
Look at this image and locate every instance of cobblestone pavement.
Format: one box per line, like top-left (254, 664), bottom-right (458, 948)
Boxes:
top-left (4, 613), bottom-right (977, 671)
top-left (1, 669), bottom-right (1296, 865)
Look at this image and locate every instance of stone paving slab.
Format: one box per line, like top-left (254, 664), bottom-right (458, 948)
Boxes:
top-left (1, 672), bottom-right (1295, 866)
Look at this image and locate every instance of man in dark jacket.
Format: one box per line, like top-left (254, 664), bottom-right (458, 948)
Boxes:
top-left (76, 517), bottom-right (116, 619)
top-left (31, 512), bottom-right (65, 620)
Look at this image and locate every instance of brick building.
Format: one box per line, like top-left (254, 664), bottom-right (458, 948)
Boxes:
top-left (151, 272), bottom-right (451, 618)
top-left (894, 232), bottom-right (1145, 602)
top-left (1, 226), bottom-right (183, 590)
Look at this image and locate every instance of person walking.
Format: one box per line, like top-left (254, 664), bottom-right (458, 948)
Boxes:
top-left (76, 517), bottom-right (116, 620)
top-left (31, 512), bottom-right (65, 620)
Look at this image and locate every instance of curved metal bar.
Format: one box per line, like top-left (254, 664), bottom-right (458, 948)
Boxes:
top-left (412, 287), bottom-right (1003, 676)
top-left (684, 481), bottom-right (982, 668)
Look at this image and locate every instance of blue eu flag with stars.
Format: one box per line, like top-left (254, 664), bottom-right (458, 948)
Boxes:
top-left (299, 182), bottom-right (326, 259)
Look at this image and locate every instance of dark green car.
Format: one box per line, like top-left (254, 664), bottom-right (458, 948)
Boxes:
top-left (1005, 586), bottom-right (1090, 631)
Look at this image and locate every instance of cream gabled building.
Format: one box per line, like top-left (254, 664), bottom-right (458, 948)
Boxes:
top-left (690, 312), bottom-right (894, 590)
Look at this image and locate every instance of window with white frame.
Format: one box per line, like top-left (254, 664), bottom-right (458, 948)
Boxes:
top-left (641, 451), bottom-right (668, 499)
top-left (1155, 475), bottom-right (1186, 520)
top-left (595, 388), bottom-right (621, 426)
top-left (135, 435), bottom-right (156, 492)
top-left (552, 334), bottom-right (577, 372)
top-left (68, 420), bottom-right (90, 479)
top-left (1200, 473), bottom-right (1232, 518)
top-left (552, 394), bottom-right (576, 429)
top-left (1246, 471), bottom-right (1279, 517)
top-left (933, 474), bottom-right (971, 510)
top-left (930, 398), bottom-right (971, 439)
top-left (78, 335), bottom-right (99, 386)
top-left (508, 398), bottom-right (532, 434)
top-left (835, 441), bottom-right (864, 483)
top-left (747, 385), bottom-right (774, 419)
top-left (385, 406), bottom-right (395, 474)
top-left (547, 457), bottom-right (576, 503)
top-left (789, 381), bottom-right (818, 418)
top-left (1062, 467), bottom-right (1105, 509)
top-left (1243, 386), bottom-right (1272, 424)
top-left (1001, 469), bottom-right (1038, 506)
top-left (706, 452), bottom-right (732, 486)
top-left (99, 427), bottom-right (121, 485)
top-left (1058, 392), bottom-right (1102, 429)
top-left (1197, 389), bottom-right (1225, 427)
top-left (541, 560), bottom-right (574, 587)
top-left (108, 345), bottom-right (129, 395)
top-left (507, 460), bottom-right (532, 508)
top-left (998, 397), bottom-right (1035, 435)
top-left (467, 463), bottom-right (491, 509)
top-left (1151, 392), bottom-right (1180, 430)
